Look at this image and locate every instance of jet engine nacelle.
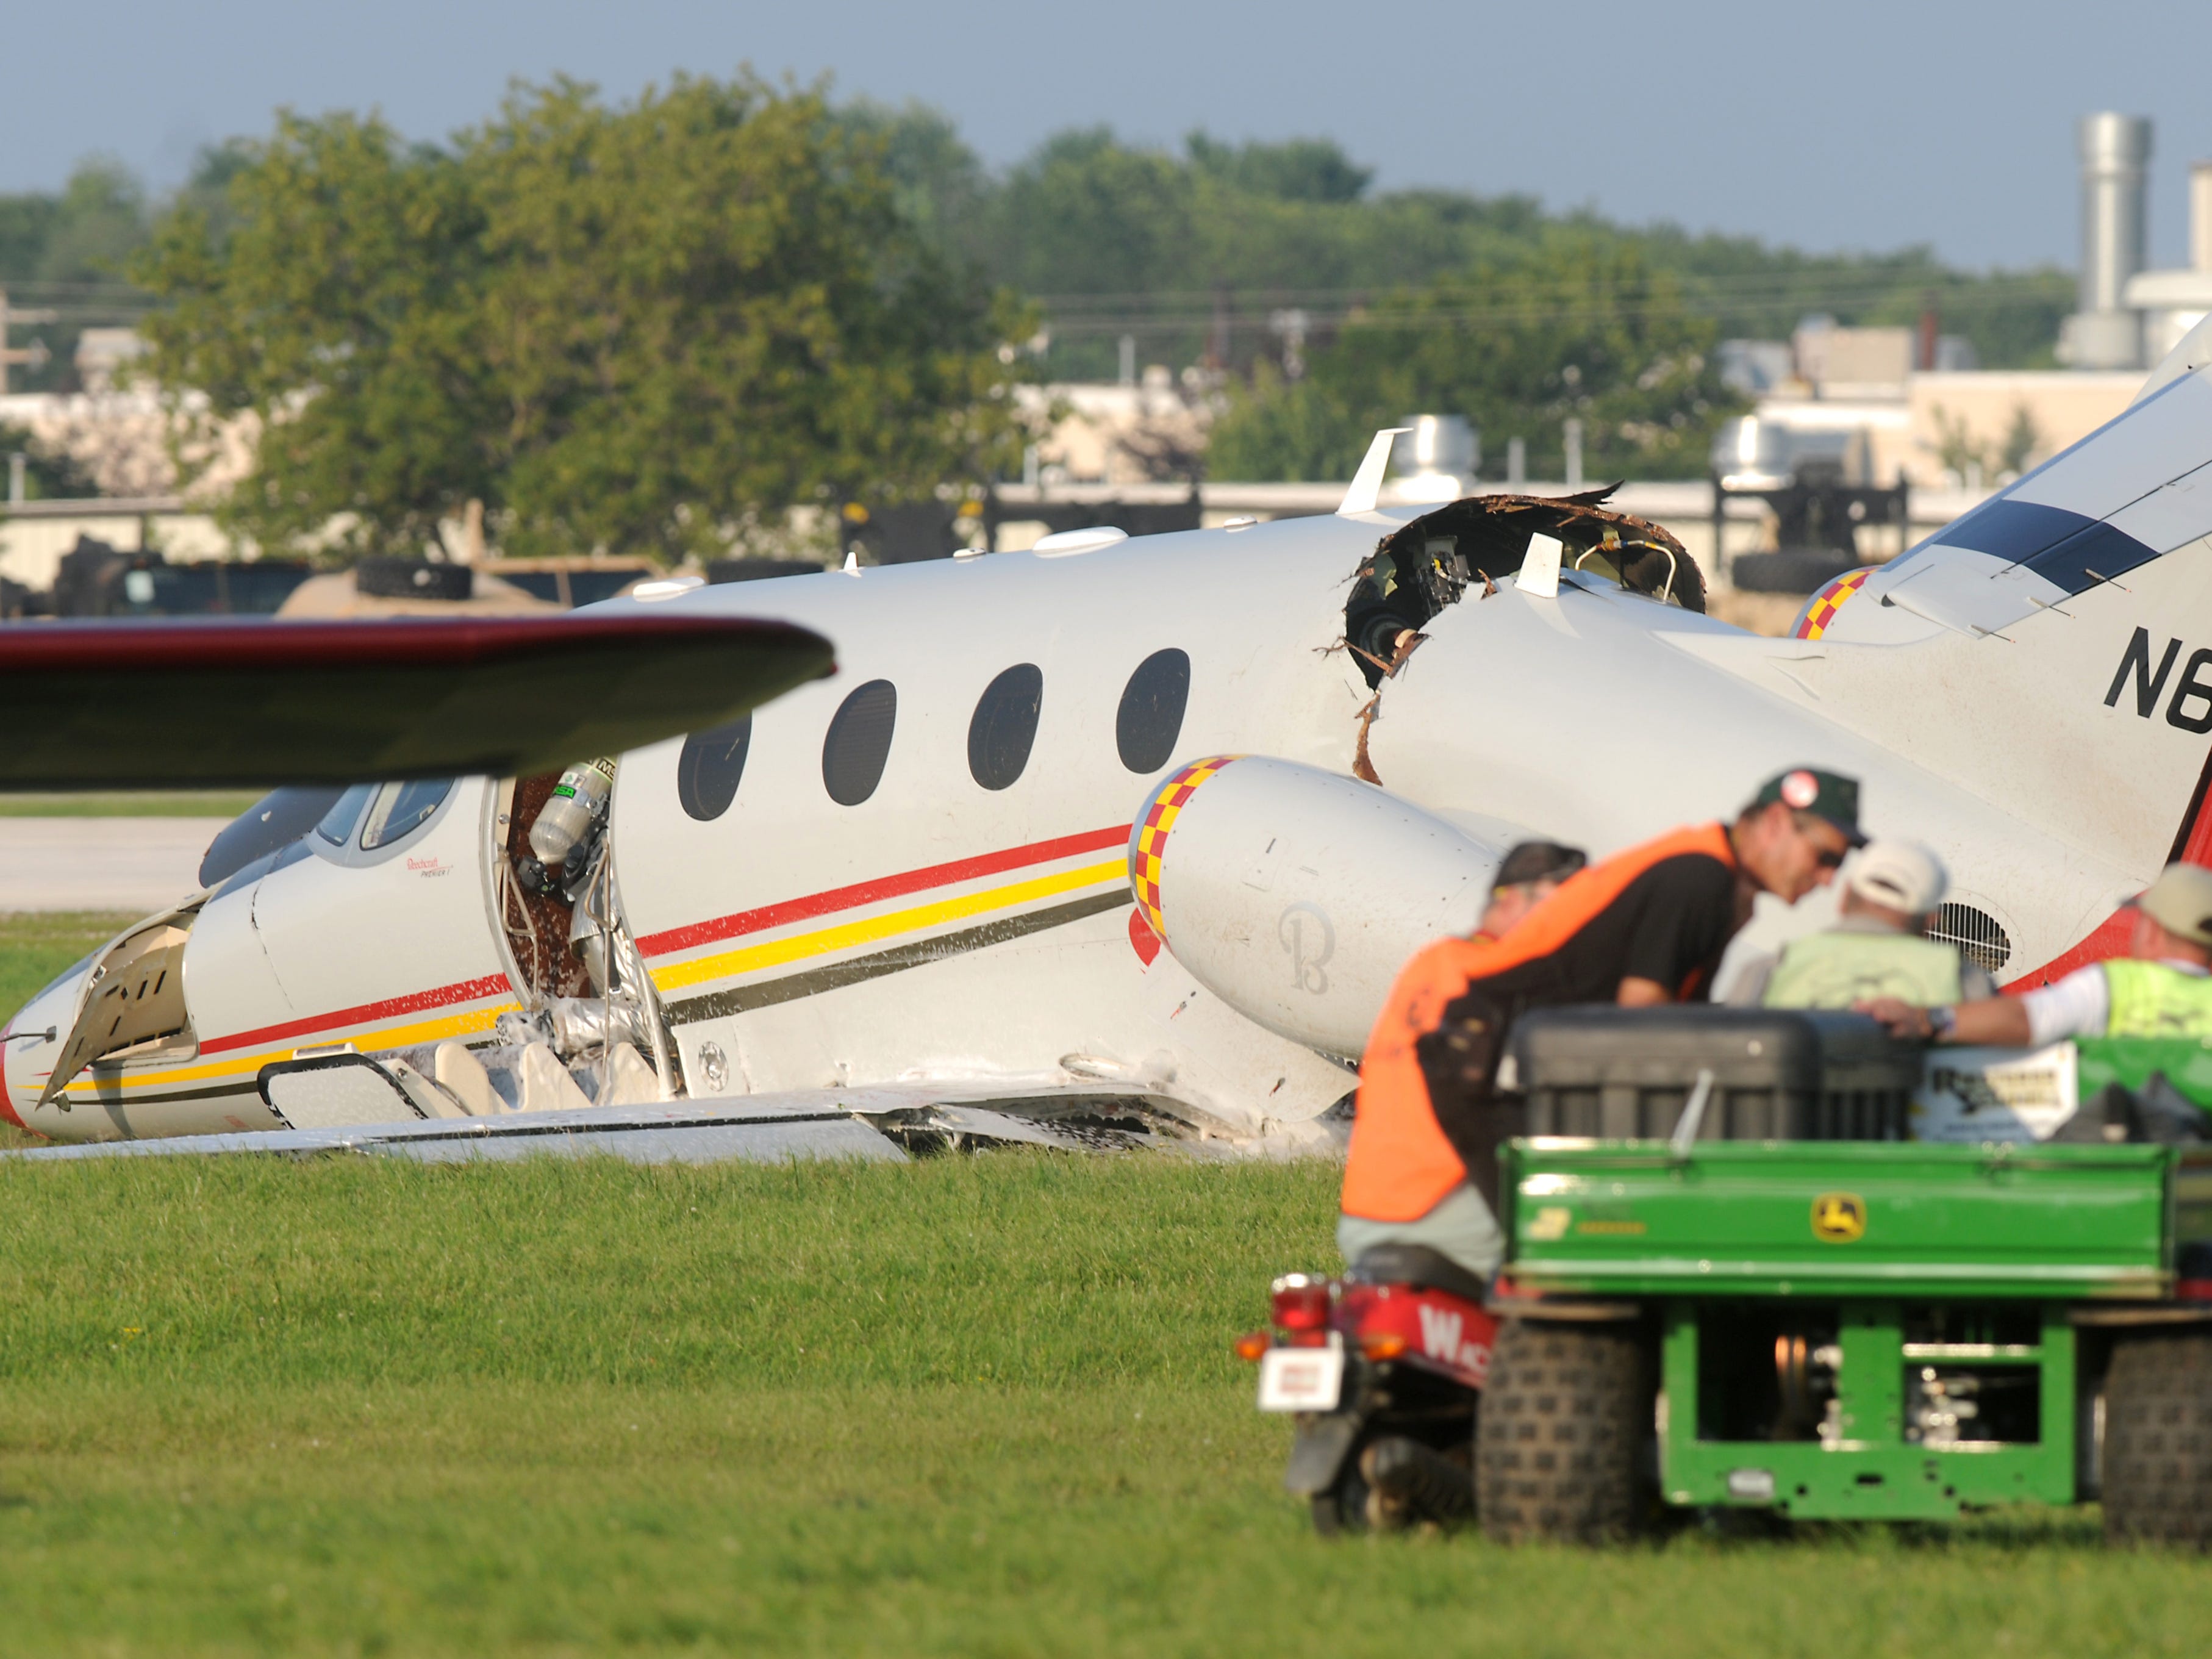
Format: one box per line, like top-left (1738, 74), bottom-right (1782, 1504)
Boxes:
top-left (1129, 756), bottom-right (1500, 1059)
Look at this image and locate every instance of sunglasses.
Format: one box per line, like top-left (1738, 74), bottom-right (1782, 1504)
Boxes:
top-left (1788, 812), bottom-right (1850, 869)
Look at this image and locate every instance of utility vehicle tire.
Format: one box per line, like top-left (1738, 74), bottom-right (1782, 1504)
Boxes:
top-left (1361, 1435), bottom-right (1476, 1530)
top-left (1476, 1320), bottom-right (1649, 1544)
top-left (1309, 1464), bottom-right (1372, 1536)
top-left (2103, 1331), bottom-right (2212, 1546)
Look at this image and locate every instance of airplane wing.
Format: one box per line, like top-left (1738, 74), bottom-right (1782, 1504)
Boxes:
top-left (0, 614), bottom-right (836, 790)
top-left (0, 1081), bottom-right (1190, 1167)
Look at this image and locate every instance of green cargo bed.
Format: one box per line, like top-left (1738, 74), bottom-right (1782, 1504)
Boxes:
top-left (1503, 1139), bottom-right (2185, 1301)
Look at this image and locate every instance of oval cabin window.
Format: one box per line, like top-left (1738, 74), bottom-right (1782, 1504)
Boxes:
top-left (677, 715), bottom-right (753, 822)
top-left (822, 680), bottom-right (898, 806)
top-left (1115, 648), bottom-right (1190, 773)
top-left (968, 664), bottom-right (1043, 791)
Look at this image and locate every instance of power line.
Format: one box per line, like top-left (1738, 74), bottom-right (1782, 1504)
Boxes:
top-left (1031, 270), bottom-right (2067, 312)
top-left (1036, 283), bottom-right (2071, 338)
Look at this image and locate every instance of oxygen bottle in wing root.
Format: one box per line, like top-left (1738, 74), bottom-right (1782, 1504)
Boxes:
top-left (528, 758), bottom-right (617, 873)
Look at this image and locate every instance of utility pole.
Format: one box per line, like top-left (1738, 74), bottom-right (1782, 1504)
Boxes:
top-left (1267, 309), bottom-right (1310, 381)
top-left (0, 289), bottom-right (61, 396)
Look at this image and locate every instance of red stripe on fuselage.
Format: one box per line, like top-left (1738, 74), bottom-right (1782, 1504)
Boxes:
top-left (198, 973), bottom-right (515, 1056)
top-left (634, 825), bottom-right (1128, 959)
top-left (2002, 911), bottom-right (2134, 994)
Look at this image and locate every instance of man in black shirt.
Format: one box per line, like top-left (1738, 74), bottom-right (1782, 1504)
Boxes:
top-left (1341, 768), bottom-right (1866, 1270)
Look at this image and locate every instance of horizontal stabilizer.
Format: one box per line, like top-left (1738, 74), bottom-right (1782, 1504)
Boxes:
top-left (1880, 369), bottom-right (2212, 637)
top-left (0, 613), bottom-right (835, 790)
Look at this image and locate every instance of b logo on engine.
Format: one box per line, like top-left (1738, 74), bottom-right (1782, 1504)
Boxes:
top-left (1278, 901), bottom-right (1335, 995)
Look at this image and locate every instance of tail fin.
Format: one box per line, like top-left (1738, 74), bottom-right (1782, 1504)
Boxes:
top-left (1782, 329), bottom-right (2212, 880)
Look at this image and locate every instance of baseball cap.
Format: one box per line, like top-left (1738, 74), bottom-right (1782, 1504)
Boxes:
top-left (1847, 839), bottom-right (1947, 915)
top-left (1749, 767), bottom-right (1867, 846)
top-left (2131, 863), bottom-right (2212, 949)
top-left (1493, 840), bottom-right (1587, 891)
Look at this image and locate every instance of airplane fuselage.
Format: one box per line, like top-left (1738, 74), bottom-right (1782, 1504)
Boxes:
top-left (0, 505), bottom-right (2171, 1141)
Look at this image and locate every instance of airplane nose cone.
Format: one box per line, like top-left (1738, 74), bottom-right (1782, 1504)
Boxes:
top-left (2, 962), bottom-right (90, 1137)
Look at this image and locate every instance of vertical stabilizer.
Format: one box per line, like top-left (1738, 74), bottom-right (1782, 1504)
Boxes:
top-left (1746, 344), bottom-right (2212, 882)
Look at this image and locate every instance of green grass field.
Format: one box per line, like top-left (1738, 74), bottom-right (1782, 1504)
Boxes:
top-left (0, 791), bottom-right (260, 818)
top-left (4, 922), bottom-right (2211, 1655)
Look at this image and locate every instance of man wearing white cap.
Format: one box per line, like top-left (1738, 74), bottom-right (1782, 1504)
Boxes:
top-left (1730, 839), bottom-right (1995, 1008)
top-left (1864, 862), bottom-right (2212, 1047)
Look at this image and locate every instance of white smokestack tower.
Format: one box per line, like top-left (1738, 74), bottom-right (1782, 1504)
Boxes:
top-left (2061, 113), bottom-right (2153, 370)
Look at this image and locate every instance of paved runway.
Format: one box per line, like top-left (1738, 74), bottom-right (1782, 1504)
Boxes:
top-left (0, 819), bottom-right (228, 914)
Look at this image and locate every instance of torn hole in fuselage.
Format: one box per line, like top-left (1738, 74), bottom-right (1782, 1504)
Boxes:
top-left (1341, 488), bottom-right (1705, 688)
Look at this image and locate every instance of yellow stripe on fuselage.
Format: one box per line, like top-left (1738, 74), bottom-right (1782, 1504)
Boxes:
top-left (48, 858), bottom-right (1128, 1103)
top-left (58, 1003), bottom-right (515, 1098)
top-left (648, 858), bottom-right (1128, 995)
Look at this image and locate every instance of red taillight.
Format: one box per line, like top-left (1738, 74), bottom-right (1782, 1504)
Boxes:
top-left (1233, 1331), bottom-right (1270, 1362)
top-left (1270, 1274), bottom-right (1332, 1333)
top-left (2177, 1278), bottom-right (2212, 1303)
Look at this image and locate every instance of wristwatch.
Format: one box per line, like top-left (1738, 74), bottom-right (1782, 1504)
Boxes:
top-left (1927, 1006), bottom-right (1957, 1039)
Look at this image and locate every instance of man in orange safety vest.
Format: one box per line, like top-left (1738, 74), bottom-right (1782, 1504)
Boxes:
top-left (1339, 767), bottom-right (1864, 1279)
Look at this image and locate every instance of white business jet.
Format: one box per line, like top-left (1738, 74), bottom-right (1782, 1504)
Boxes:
top-left (10, 317), bottom-right (2212, 1152)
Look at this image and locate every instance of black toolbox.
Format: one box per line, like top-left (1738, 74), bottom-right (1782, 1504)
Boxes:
top-left (1508, 1005), bottom-right (1917, 1141)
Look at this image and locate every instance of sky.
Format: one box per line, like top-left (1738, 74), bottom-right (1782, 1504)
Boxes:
top-left (7, 0), bottom-right (2208, 273)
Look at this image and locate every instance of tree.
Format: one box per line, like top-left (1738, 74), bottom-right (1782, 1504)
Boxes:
top-left (1206, 362), bottom-right (1361, 482)
top-left (137, 112), bottom-right (498, 557)
top-left (1184, 133), bottom-right (1371, 204)
top-left (1210, 232), bottom-right (1740, 481)
top-left (0, 421), bottom-right (100, 498)
top-left (34, 159), bottom-right (148, 288)
top-left (468, 75), bottom-right (1022, 561)
top-left (135, 76), bottom-right (1026, 562)
top-left (0, 159), bottom-right (153, 393)
top-left (842, 99), bottom-right (992, 253)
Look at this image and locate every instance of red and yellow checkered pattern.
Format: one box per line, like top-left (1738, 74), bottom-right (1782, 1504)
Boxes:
top-left (1131, 755), bottom-right (1241, 940)
top-left (1792, 567), bottom-right (1872, 640)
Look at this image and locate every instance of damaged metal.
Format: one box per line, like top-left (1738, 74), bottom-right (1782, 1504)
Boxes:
top-left (1339, 488), bottom-right (1703, 783)
top-left (1350, 630), bottom-right (1426, 786)
top-left (1344, 487), bottom-right (1702, 689)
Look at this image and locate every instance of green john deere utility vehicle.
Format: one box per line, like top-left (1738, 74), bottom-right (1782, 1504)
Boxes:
top-left (1473, 1008), bottom-right (2212, 1545)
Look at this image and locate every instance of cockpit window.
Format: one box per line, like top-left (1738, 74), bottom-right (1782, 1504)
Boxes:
top-left (315, 784), bottom-right (376, 847)
top-left (360, 779), bottom-right (454, 850)
top-left (199, 786), bottom-right (346, 888)
top-left (1116, 649), bottom-right (1190, 773)
top-left (968, 664), bottom-right (1043, 791)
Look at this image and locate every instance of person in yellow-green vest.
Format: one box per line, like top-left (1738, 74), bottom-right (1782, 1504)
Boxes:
top-left (1730, 839), bottom-right (1995, 1009)
top-left (1863, 862), bottom-right (2212, 1047)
